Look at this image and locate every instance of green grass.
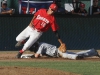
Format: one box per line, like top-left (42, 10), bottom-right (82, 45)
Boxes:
top-left (0, 61), bottom-right (100, 75)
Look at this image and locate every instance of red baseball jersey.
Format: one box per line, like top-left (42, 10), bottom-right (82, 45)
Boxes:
top-left (32, 9), bottom-right (59, 32)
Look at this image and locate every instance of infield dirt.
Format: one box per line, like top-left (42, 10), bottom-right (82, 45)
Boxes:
top-left (0, 50), bottom-right (100, 75)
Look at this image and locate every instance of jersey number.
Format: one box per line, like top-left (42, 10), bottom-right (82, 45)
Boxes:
top-left (41, 22), bottom-right (46, 27)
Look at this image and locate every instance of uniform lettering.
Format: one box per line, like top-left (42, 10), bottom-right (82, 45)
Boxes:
top-left (36, 15), bottom-right (49, 24)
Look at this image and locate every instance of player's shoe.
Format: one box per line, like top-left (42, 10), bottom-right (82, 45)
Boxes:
top-left (94, 49), bottom-right (100, 58)
top-left (76, 55), bottom-right (84, 60)
top-left (16, 52), bottom-right (23, 58)
top-left (15, 42), bottom-right (22, 48)
top-left (15, 40), bottom-right (26, 48)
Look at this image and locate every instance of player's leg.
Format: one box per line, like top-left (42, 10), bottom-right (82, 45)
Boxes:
top-left (62, 53), bottom-right (83, 60)
top-left (58, 50), bottom-right (83, 60)
top-left (15, 26), bottom-right (30, 47)
top-left (76, 48), bottom-right (100, 57)
top-left (22, 30), bottom-right (42, 51)
top-left (16, 28), bottom-right (43, 58)
top-left (62, 53), bottom-right (78, 59)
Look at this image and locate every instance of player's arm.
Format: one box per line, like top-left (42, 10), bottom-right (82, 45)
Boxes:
top-left (54, 31), bottom-right (67, 51)
top-left (35, 53), bottom-right (40, 58)
top-left (34, 48), bottom-right (42, 58)
top-left (34, 44), bottom-right (44, 58)
top-left (51, 17), bottom-right (65, 45)
top-left (53, 31), bottom-right (64, 44)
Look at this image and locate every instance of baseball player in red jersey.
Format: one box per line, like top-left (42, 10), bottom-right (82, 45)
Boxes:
top-left (15, 3), bottom-right (66, 58)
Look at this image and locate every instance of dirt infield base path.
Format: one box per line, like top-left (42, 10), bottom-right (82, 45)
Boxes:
top-left (0, 67), bottom-right (81, 75)
top-left (0, 51), bottom-right (82, 75)
top-left (0, 51), bottom-right (100, 75)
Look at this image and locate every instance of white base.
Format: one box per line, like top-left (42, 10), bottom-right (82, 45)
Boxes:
top-left (21, 54), bottom-right (34, 58)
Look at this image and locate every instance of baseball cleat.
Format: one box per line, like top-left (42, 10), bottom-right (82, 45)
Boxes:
top-left (15, 40), bottom-right (26, 48)
top-left (15, 42), bottom-right (22, 48)
top-left (16, 52), bottom-right (23, 58)
top-left (95, 49), bottom-right (100, 58)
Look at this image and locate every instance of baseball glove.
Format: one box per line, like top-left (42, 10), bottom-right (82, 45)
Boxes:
top-left (58, 43), bottom-right (67, 53)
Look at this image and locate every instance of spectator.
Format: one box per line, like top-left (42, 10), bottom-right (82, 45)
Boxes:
top-left (72, 3), bottom-right (88, 16)
top-left (88, 0), bottom-right (100, 15)
top-left (0, 1), bottom-right (15, 15)
top-left (64, 3), bottom-right (74, 14)
top-left (72, 0), bottom-right (81, 9)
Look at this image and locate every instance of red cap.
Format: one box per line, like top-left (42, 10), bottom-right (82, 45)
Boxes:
top-left (49, 3), bottom-right (58, 11)
top-left (80, 3), bottom-right (85, 8)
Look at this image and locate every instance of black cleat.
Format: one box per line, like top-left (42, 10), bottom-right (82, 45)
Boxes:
top-left (16, 52), bottom-right (23, 58)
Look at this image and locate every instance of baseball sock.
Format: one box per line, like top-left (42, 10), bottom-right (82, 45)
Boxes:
top-left (19, 50), bottom-right (24, 53)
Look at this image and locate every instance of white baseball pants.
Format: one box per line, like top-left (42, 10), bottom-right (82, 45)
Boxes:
top-left (16, 26), bottom-right (43, 51)
top-left (59, 48), bottom-right (98, 59)
top-left (58, 50), bottom-right (78, 59)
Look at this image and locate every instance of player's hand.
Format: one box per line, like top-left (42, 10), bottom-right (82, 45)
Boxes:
top-left (35, 53), bottom-right (40, 58)
top-left (58, 43), bottom-right (67, 53)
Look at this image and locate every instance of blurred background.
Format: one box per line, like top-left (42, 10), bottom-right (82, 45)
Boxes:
top-left (1, 0), bottom-right (100, 14)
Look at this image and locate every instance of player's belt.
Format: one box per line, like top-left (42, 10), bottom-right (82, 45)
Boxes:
top-left (32, 25), bottom-right (41, 32)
